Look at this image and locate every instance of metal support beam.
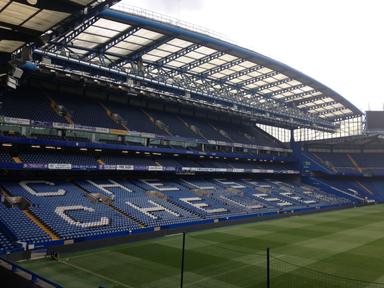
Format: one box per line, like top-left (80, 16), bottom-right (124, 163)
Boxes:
top-left (256, 77), bottom-right (292, 92)
top-left (220, 64), bottom-right (264, 82)
top-left (111, 35), bottom-right (173, 68)
top-left (201, 58), bottom-right (243, 77)
top-left (47, 0), bottom-right (120, 51)
top-left (237, 71), bottom-right (279, 87)
top-left (82, 26), bottom-right (140, 61)
top-left (288, 93), bottom-right (327, 105)
top-left (155, 43), bottom-right (201, 66)
top-left (267, 84), bottom-right (305, 97)
top-left (54, 16), bottom-right (100, 48)
top-left (306, 101), bottom-right (339, 112)
top-left (13, 0), bottom-right (84, 14)
top-left (311, 106), bottom-right (348, 116)
top-left (180, 51), bottom-right (224, 72)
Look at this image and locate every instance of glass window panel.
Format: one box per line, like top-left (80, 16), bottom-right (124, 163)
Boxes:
top-left (134, 29), bottom-right (163, 39)
top-left (95, 18), bottom-right (131, 31)
top-left (85, 26), bottom-right (119, 38)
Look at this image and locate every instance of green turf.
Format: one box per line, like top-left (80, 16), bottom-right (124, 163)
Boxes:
top-left (20, 204), bottom-right (384, 288)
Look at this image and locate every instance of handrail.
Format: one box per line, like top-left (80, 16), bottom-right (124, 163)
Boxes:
top-left (0, 256), bottom-right (63, 288)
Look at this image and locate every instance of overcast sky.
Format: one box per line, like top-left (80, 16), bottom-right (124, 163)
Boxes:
top-left (120, 0), bottom-right (384, 112)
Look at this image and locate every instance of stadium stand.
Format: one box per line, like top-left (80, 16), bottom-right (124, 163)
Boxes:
top-left (0, 176), bottom-right (356, 253)
top-left (0, 2), bottom-right (382, 277)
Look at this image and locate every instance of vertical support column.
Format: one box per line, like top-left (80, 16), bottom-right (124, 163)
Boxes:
top-left (180, 232), bottom-right (186, 288)
top-left (266, 247), bottom-right (270, 288)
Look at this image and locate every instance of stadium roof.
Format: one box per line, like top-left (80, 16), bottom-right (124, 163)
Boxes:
top-left (0, 0), bottom-right (114, 53)
top-left (8, 2), bottom-right (362, 132)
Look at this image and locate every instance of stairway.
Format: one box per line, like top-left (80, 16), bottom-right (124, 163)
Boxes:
top-left (109, 205), bottom-right (146, 228)
top-left (49, 97), bottom-right (73, 124)
top-left (99, 102), bottom-right (128, 130)
top-left (312, 153), bottom-right (337, 173)
top-left (209, 123), bottom-right (233, 142)
top-left (142, 110), bottom-right (172, 136)
top-left (347, 154), bottom-right (363, 173)
top-left (356, 181), bottom-right (373, 195)
top-left (23, 210), bottom-right (60, 240)
top-left (12, 156), bottom-right (22, 164)
top-left (178, 116), bottom-right (207, 139)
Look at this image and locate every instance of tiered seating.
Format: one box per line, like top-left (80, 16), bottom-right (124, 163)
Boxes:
top-left (134, 179), bottom-right (240, 217)
top-left (181, 179), bottom-right (267, 211)
top-left (313, 152), bottom-right (358, 174)
top-left (0, 90), bottom-right (63, 122)
top-left (0, 150), bottom-right (12, 163)
top-left (1, 181), bottom-right (141, 240)
top-left (101, 155), bottom-right (157, 166)
top-left (146, 111), bottom-right (199, 139)
top-left (107, 103), bottom-right (164, 135)
top-left (318, 178), bottom-right (384, 202)
top-left (311, 152), bottom-right (384, 176)
top-left (0, 89), bottom-right (286, 149)
top-left (181, 116), bottom-right (230, 142)
top-left (351, 153), bottom-right (384, 176)
top-left (0, 202), bottom-right (50, 244)
top-left (77, 179), bottom-right (200, 227)
top-left (0, 229), bottom-right (14, 255)
top-left (19, 151), bottom-right (97, 166)
top-left (0, 177), bottom-right (355, 253)
top-left (54, 96), bottom-right (123, 129)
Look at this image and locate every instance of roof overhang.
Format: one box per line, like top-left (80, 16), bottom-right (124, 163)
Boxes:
top-left (7, 3), bottom-right (362, 132)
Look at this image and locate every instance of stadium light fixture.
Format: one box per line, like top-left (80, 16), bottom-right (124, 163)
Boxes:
top-left (95, 149), bottom-right (102, 152)
top-left (1, 143), bottom-right (12, 147)
top-left (122, 150), bottom-right (128, 154)
top-left (80, 148), bottom-right (88, 151)
top-left (45, 146), bottom-right (55, 149)
top-left (31, 145), bottom-right (40, 149)
top-left (27, 0), bottom-right (38, 5)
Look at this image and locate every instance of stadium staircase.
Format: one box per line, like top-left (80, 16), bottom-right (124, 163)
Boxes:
top-left (209, 124), bottom-right (233, 142)
top-left (313, 153), bottom-right (337, 173)
top-left (48, 97), bottom-right (73, 124)
top-left (22, 210), bottom-right (60, 240)
top-left (177, 116), bottom-right (204, 139)
top-left (356, 180), bottom-right (373, 195)
top-left (12, 156), bottom-right (22, 164)
top-left (347, 154), bottom-right (363, 174)
top-left (74, 184), bottom-right (147, 228)
top-left (142, 110), bottom-right (172, 136)
top-left (100, 103), bottom-right (128, 130)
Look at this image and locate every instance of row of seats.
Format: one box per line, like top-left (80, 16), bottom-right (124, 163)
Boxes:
top-left (312, 152), bottom-right (384, 176)
top-left (0, 177), bottom-right (355, 254)
top-left (0, 149), bottom-right (294, 171)
top-left (0, 88), bottom-right (283, 148)
top-left (316, 178), bottom-right (384, 202)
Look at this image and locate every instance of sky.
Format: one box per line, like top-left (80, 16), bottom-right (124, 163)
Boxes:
top-left (120, 0), bottom-right (384, 112)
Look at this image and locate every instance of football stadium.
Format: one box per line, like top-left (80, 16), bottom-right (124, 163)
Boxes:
top-left (0, 1), bottom-right (383, 287)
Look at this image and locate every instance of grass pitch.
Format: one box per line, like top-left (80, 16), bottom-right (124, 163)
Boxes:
top-left (20, 204), bottom-right (384, 288)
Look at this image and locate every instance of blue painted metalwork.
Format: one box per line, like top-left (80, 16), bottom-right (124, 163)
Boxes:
top-left (179, 51), bottom-right (224, 72)
top-left (155, 43), bottom-right (201, 66)
top-left (111, 35), bottom-right (174, 68)
top-left (99, 8), bottom-right (361, 117)
top-left (267, 84), bottom-right (305, 97)
top-left (288, 94), bottom-right (327, 105)
top-left (201, 58), bottom-right (243, 78)
top-left (83, 26), bottom-right (141, 61)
